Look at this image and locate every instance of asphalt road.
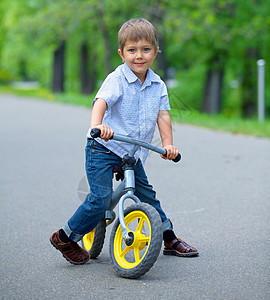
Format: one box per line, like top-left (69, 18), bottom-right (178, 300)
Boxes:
top-left (0, 94), bottom-right (269, 300)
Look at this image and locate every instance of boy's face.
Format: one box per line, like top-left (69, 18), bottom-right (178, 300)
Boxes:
top-left (118, 39), bottom-right (159, 84)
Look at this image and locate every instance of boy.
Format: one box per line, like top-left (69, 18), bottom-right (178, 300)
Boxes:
top-left (50, 18), bottom-right (198, 265)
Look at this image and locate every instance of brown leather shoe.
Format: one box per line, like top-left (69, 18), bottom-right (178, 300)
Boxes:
top-left (50, 230), bottom-right (90, 265)
top-left (164, 238), bottom-right (199, 257)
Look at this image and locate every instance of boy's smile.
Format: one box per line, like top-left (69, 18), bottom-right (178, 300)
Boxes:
top-left (118, 39), bottom-right (159, 84)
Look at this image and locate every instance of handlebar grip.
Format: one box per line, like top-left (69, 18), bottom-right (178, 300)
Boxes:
top-left (90, 128), bottom-right (101, 138)
top-left (164, 151), bottom-right (181, 163)
top-left (172, 153), bottom-right (181, 163)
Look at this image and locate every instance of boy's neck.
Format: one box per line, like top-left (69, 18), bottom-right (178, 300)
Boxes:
top-left (132, 69), bottom-right (148, 85)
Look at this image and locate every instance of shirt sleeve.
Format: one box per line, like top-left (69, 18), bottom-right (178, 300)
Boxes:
top-left (93, 71), bottom-right (121, 108)
top-left (159, 81), bottom-right (171, 111)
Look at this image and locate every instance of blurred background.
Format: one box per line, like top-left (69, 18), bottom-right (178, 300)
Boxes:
top-left (0, 0), bottom-right (269, 128)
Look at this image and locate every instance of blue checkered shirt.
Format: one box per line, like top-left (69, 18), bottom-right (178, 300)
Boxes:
top-left (87, 63), bottom-right (171, 163)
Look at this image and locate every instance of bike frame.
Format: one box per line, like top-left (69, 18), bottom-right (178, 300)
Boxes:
top-left (90, 128), bottom-right (181, 244)
top-left (99, 133), bottom-right (168, 243)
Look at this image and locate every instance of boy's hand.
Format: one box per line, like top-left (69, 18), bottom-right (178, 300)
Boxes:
top-left (161, 145), bottom-right (179, 160)
top-left (94, 125), bottom-right (114, 142)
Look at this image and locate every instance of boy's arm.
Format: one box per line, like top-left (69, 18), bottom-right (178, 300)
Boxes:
top-left (91, 98), bottom-right (114, 141)
top-left (157, 110), bottom-right (179, 160)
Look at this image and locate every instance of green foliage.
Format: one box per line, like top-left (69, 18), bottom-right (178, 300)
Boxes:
top-left (168, 64), bottom-right (206, 112)
top-left (0, 0), bottom-right (269, 118)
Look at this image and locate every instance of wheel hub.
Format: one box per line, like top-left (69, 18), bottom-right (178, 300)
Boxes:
top-left (125, 231), bottom-right (147, 250)
top-left (125, 232), bottom-right (134, 246)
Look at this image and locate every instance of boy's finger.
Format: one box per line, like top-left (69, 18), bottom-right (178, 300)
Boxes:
top-left (167, 150), bottom-right (178, 160)
top-left (101, 127), bottom-right (113, 141)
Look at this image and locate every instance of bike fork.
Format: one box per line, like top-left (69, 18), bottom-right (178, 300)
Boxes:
top-left (119, 154), bottom-right (141, 243)
top-left (119, 190), bottom-right (140, 241)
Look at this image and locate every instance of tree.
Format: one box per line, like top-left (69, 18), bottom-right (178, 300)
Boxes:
top-left (52, 40), bottom-right (66, 93)
top-left (235, 0), bottom-right (270, 117)
top-left (80, 42), bottom-right (97, 94)
top-left (202, 53), bottom-right (225, 114)
top-left (1, 0), bottom-right (269, 117)
top-left (161, 0), bottom-right (270, 116)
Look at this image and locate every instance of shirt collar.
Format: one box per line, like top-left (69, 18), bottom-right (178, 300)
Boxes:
top-left (122, 63), bottom-right (161, 85)
top-left (123, 63), bottom-right (138, 83)
top-left (144, 68), bottom-right (160, 86)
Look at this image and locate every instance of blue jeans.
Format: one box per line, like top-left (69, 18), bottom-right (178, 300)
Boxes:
top-left (63, 139), bottom-right (172, 242)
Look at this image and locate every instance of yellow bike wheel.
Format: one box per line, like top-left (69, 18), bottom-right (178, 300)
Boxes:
top-left (82, 229), bottom-right (95, 251)
top-left (81, 218), bottom-right (106, 258)
top-left (110, 203), bottom-right (162, 278)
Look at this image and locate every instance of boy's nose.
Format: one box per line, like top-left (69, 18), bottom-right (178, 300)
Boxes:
top-left (136, 50), bottom-right (143, 58)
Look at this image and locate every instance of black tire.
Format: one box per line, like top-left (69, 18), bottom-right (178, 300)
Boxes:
top-left (109, 203), bottom-right (162, 279)
top-left (81, 218), bottom-right (106, 259)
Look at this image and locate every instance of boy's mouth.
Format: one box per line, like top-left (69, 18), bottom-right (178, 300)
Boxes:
top-left (134, 62), bottom-right (145, 66)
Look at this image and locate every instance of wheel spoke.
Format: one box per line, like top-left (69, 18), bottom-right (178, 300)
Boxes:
top-left (134, 247), bottom-right (141, 263)
top-left (120, 245), bottom-right (132, 258)
top-left (136, 217), bottom-right (145, 233)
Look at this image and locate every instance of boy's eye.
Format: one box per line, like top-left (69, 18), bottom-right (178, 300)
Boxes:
top-left (143, 48), bottom-right (150, 52)
top-left (128, 49), bottom-right (135, 53)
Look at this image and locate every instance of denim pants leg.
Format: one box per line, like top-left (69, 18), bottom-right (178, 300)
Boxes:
top-left (134, 159), bottom-right (173, 232)
top-left (63, 139), bottom-right (121, 242)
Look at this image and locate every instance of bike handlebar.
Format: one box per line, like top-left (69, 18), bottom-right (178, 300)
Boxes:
top-left (90, 128), bottom-right (181, 163)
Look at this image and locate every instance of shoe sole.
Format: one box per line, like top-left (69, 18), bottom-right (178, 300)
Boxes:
top-left (163, 250), bottom-right (199, 257)
top-left (50, 238), bottom-right (90, 265)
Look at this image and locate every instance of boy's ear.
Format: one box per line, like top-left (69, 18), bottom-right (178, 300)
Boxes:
top-left (118, 49), bottom-right (125, 61)
top-left (154, 46), bottom-right (159, 59)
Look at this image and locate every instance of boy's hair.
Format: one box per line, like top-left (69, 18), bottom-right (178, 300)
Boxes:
top-left (118, 18), bottom-right (158, 52)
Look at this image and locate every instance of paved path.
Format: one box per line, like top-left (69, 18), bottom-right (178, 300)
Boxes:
top-left (0, 94), bottom-right (269, 299)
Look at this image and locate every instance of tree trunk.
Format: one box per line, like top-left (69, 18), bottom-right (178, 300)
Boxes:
top-left (202, 55), bottom-right (224, 114)
top-left (80, 42), bottom-right (96, 95)
top-left (19, 60), bottom-right (29, 81)
top-left (241, 48), bottom-right (259, 117)
top-left (97, 9), bottom-right (112, 74)
top-left (52, 40), bottom-right (65, 93)
top-left (80, 42), bottom-right (88, 94)
top-left (155, 31), bottom-right (168, 81)
top-left (89, 53), bottom-right (97, 94)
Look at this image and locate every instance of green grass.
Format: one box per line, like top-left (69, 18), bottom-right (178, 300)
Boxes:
top-left (53, 92), bottom-right (92, 107)
top-left (0, 84), bottom-right (53, 100)
top-left (0, 84), bottom-right (269, 138)
top-left (171, 110), bottom-right (270, 138)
